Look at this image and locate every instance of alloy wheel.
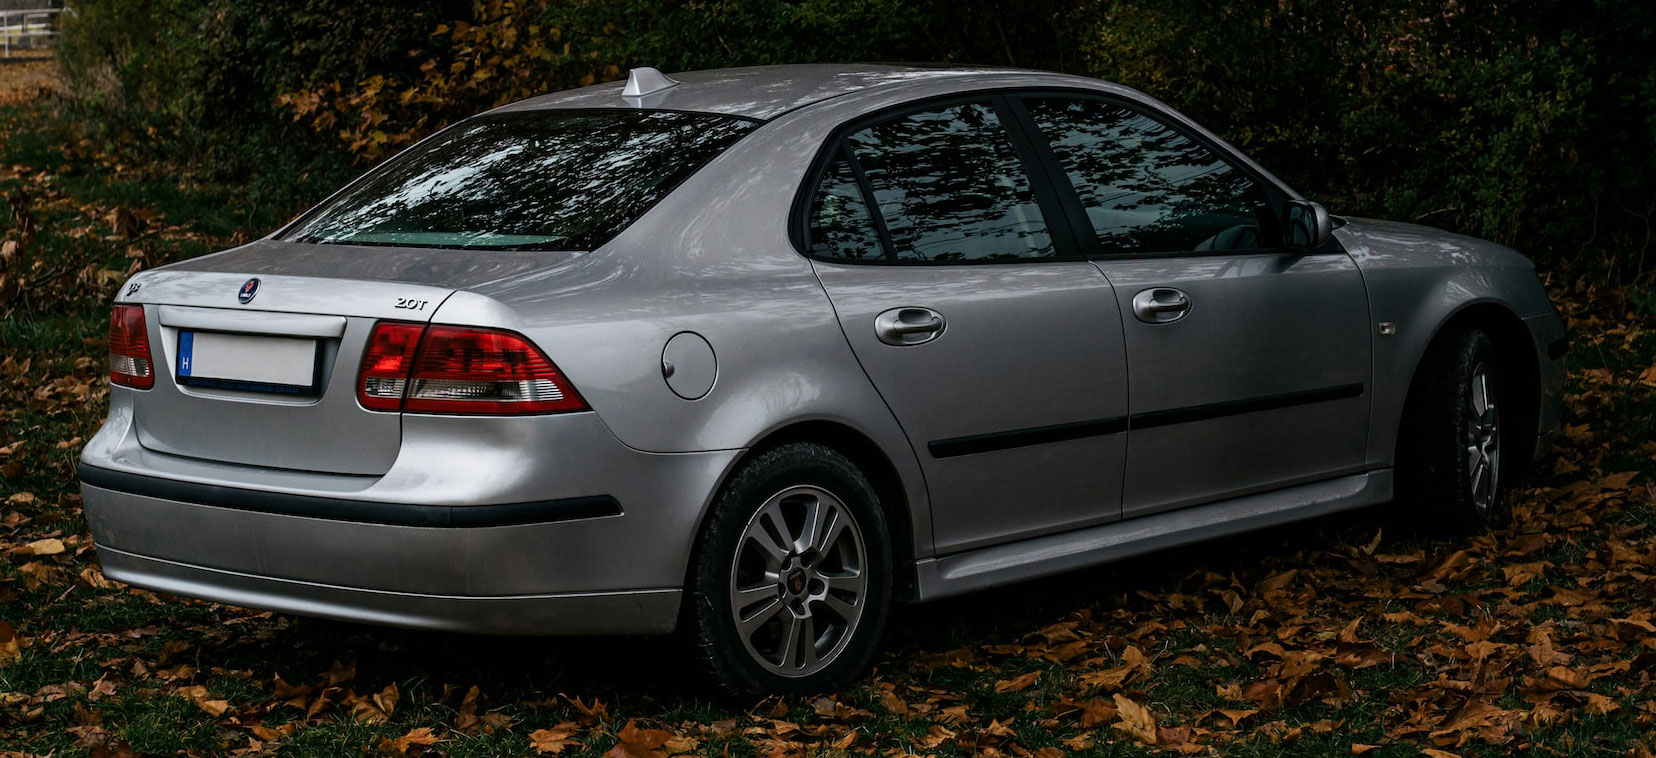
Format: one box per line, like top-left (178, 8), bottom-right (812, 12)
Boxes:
top-left (1466, 362), bottom-right (1501, 514)
top-left (728, 485), bottom-right (868, 678)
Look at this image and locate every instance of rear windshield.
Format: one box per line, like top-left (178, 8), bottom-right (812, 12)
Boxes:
top-left (283, 109), bottom-right (757, 251)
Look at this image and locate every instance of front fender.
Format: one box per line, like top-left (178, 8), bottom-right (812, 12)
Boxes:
top-left (1336, 218), bottom-right (1559, 471)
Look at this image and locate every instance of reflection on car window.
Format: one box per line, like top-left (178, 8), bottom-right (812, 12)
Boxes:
top-left (845, 102), bottom-right (1054, 262)
top-left (1024, 98), bottom-right (1274, 254)
top-left (284, 110), bottom-right (755, 251)
top-left (808, 151), bottom-right (885, 261)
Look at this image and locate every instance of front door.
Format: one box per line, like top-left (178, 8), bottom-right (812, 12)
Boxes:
top-left (1014, 95), bottom-right (1372, 518)
top-left (801, 98), bottom-right (1130, 554)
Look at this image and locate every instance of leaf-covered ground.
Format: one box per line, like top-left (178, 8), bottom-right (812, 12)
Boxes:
top-left (3, 83), bottom-right (1656, 757)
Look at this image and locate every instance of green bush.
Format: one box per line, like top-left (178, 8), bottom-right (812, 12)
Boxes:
top-left (1087, 0), bottom-right (1656, 266)
top-left (51, 0), bottom-right (1656, 271)
top-left (55, 0), bottom-right (467, 207)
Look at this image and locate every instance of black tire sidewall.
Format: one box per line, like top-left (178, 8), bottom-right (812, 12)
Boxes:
top-left (687, 443), bottom-right (892, 697)
top-left (1401, 327), bottom-right (1506, 531)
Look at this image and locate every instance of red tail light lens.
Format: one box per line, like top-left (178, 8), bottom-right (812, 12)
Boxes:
top-left (357, 322), bottom-right (425, 411)
top-left (405, 326), bottom-right (587, 414)
top-left (108, 304), bottom-right (154, 389)
top-left (357, 322), bottom-right (587, 415)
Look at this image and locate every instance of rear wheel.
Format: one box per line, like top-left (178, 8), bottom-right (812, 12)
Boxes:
top-left (1399, 327), bottom-right (1507, 531)
top-left (686, 443), bottom-right (891, 697)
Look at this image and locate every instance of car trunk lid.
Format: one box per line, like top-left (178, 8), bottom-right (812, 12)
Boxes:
top-left (121, 257), bottom-right (464, 476)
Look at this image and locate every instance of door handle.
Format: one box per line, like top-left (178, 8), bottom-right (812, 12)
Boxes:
top-left (875, 307), bottom-right (946, 346)
top-left (1132, 288), bottom-right (1192, 324)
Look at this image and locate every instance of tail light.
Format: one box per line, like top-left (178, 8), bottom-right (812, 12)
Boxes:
top-left (108, 304), bottom-right (154, 389)
top-left (357, 322), bottom-right (425, 411)
top-left (357, 322), bottom-right (587, 415)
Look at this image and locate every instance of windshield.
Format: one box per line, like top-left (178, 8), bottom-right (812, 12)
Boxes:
top-left (283, 109), bottom-right (758, 251)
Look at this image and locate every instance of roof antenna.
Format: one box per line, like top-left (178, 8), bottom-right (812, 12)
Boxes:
top-left (622, 67), bottom-right (680, 98)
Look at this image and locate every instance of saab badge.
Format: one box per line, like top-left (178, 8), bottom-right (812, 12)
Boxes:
top-left (237, 277), bottom-right (261, 304)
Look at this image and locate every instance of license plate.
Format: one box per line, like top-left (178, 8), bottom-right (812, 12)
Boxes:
top-left (177, 331), bottom-right (322, 396)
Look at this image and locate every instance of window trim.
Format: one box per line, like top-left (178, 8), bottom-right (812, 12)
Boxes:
top-left (837, 141), bottom-right (899, 261)
top-left (790, 91), bottom-right (1087, 266)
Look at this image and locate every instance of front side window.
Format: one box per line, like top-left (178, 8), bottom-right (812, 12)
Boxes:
top-left (1023, 98), bottom-right (1275, 255)
top-left (819, 101), bottom-right (1054, 262)
top-left (285, 109), bottom-right (756, 251)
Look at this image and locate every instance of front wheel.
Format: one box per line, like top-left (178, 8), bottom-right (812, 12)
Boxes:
top-left (1399, 327), bottom-right (1507, 531)
top-left (686, 443), bottom-right (891, 697)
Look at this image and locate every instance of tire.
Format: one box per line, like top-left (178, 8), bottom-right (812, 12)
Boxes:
top-left (1398, 326), bottom-right (1507, 532)
top-left (685, 442), bottom-right (892, 697)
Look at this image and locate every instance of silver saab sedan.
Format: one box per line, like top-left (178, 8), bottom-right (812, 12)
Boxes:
top-left (80, 64), bottom-right (1566, 696)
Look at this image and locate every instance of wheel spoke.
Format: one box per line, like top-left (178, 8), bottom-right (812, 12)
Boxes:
top-left (824, 569), bottom-right (866, 599)
top-left (734, 580), bottom-right (779, 610)
top-left (777, 612), bottom-right (804, 669)
top-left (815, 508), bottom-right (851, 555)
top-left (737, 596), bottom-right (785, 638)
top-left (798, 614), bottom-right (820, 669)
top-left (1471, 368), bottom-right (1490, 416)
top-left (819, 591), bottom-right (859, 621)
top-left (796, 494), bottom-right (828, 554)
top-left (748, 505), bottom-right (792, 568)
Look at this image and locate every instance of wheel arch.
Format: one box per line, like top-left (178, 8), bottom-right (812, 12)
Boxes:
top-left (696, 419), bottom-right (924, 601)
top-left (1398, 300), bottom-right (1543, 477)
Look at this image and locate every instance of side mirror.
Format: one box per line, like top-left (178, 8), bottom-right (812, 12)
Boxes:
top-left (1283, 200), bottom-right (1333, 250)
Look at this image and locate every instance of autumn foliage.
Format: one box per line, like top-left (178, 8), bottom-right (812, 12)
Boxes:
top-left (5, 3), bottom-right (1656, 755)
top-left (3, 88), bottom-right (1656, 754)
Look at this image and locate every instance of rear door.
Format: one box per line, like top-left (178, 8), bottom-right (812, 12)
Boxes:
top-left (1012, 95), bottom-right (1372, 518)
top-left (803, 97), bottom-right (1130, 555)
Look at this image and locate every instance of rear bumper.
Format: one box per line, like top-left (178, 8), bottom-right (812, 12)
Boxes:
top-left (81, 477), bottom-right (690, 635)
top-left (80, 399), bottom-right (741, 635)
top-left (97, 545), bottom-right (680, 635)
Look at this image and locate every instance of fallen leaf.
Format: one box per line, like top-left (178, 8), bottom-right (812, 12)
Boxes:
top-left (378, 727), bottom-right (439, 754)
top-left (919, 724), bottom-right (956, 749)
top-left (606, 719), bottom-right (672, 758)
top-left (529, 722), bottom-right (580, 755)
top-left (25, 538), bottom-right (63, 555)
top-left (0, 621), bottom-right (21, 664)
top-left (178, 685), bottom-right (229, 716)
top-left (1112, 693), bottom-right (1157, 745)
top-left (994, 671), bottom-right (1039, 693)
top-left (1075, 698), bottom-right (1117, 727)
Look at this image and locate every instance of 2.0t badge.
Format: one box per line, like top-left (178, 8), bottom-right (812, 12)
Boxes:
top-left (237, 277), bottom-right (260, 304)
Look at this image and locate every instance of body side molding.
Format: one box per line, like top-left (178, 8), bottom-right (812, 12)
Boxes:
top-left (911, 469), bottom-right (1391, 600)
top-left (928, 416), bottom-right (1128, 459)
top-left (926, 383), bottom-right (1366, 458)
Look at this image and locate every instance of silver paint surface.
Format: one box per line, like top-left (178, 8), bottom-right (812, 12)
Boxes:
top-left (1094, 251), bottom-right (1371, 517)
top-left (82, 65), bottom-right (1565, 635)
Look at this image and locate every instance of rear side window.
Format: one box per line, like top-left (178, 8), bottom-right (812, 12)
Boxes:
top-left (1023, 97), bottom-right (1276, 254)
top-left (808, 150), bottom-right (885, 261)
top-left (808, 101), bottom-right (1055, 263)
top-left (284, 110), bottom-right (756, 251)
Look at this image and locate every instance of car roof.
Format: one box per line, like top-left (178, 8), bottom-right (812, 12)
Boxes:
top-left (492, 63), bottom-right (1065, 121)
